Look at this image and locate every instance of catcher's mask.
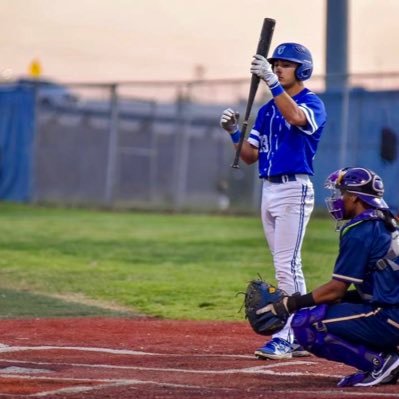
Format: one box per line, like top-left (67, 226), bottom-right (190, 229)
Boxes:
top-left (324, 167), bottom-right (389, 222)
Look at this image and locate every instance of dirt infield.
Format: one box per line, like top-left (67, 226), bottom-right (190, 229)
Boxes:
top-left (0, 318), bottom-right (398, 398)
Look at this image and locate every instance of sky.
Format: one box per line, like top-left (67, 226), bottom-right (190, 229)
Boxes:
top-left (1, 0), bottom-right (398, 83)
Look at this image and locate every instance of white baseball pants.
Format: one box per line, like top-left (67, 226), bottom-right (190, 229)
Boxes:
top-left (260, 174), bottom-right (314, 342)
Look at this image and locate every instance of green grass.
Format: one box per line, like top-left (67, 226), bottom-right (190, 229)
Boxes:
top-left (0, 203), bottom-right (338, 320)
top-left (0, 288), bottom-right (133, 318)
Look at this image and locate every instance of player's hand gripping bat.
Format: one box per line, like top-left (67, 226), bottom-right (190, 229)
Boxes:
top-left (231, 18), bottom-right (276, 168)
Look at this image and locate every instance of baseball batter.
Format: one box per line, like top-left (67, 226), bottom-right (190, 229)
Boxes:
top-left (220, 43), bottom-right (327, 359)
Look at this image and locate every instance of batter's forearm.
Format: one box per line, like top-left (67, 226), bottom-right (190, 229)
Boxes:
top-left (274, 91), bottom-right (307, 126)
top-left (234, 141), bottom-right (258, 164)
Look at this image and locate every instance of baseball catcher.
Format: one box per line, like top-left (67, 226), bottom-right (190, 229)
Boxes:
top-left (245, 167), bottom-right (399, 388)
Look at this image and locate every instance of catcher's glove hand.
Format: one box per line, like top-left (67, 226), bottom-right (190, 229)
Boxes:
top-left (244, 279), bottom-right (290, 336)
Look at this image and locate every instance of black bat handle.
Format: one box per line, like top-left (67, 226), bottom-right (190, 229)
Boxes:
top-left (231, 18), bottom-right (276, 169)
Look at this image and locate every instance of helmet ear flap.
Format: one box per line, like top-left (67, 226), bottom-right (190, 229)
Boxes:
top-left (295, 64), bottom-right (313, 81)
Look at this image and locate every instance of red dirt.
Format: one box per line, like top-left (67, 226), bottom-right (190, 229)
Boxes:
top-left (0, 318), bottom-right (397, 398)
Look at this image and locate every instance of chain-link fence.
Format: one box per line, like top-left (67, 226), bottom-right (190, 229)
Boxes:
top-left (31, 73), bottom-right (399, 213)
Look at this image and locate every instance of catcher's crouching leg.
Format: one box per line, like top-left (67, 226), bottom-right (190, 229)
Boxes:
top-left (292, 305), bottom-right (383, 372)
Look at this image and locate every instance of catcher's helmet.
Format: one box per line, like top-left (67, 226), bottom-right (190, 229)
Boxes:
top-left (268, 42), bottom-right (313, 81)
top-left (325, 167), bottom-right (388, 221)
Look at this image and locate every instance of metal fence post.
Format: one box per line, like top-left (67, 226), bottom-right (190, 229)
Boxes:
top-left (105, 84), bottom-right (119, 205)
top-left (338, 83), bottom-right (350, 167)
top-left (173, 84), bottom-right (191, 210)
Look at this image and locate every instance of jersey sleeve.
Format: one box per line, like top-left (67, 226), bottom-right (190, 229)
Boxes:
top-left (297, 93), bottom-right (326, 135)
top-left (247, 105), bottom-right (267, 148)
top-left (332, 232), bottom-right (370, 284)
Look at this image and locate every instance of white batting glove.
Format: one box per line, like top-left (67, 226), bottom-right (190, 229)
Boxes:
top-left (220, 108), bottom-right (239, 134)
top-left (250, 54), bottom-right (279, 88)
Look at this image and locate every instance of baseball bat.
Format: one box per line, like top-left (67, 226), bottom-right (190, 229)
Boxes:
top-left (231, 18), bottom-right (276, 168)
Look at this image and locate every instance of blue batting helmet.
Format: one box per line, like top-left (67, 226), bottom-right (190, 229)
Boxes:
top-left (268, 42), bottom-right (313, 81)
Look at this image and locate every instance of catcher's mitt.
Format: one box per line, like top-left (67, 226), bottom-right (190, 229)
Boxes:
top-left (244, 279), bottom-right (289, 336)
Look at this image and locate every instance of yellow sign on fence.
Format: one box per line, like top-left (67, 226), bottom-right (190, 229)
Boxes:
top-left (28, 59), bottom-right (42, 77)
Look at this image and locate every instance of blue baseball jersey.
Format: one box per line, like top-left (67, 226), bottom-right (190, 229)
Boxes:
top-left (247, 88), bottom-right (327, 178)
top-left (332, 211), bottom-right (399, 305)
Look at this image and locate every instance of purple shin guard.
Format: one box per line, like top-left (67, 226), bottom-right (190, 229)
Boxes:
top-left (292, 305), bottom-right (383, 372)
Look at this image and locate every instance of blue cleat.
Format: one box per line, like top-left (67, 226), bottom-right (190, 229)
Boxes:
top-left (354, 353), bottom-right (399, 387)
top-left (337, 370), bottom-right (368, 387)
top-left (338, 354), bottom-right (399, 387)
top-left (255, 338), bottom-right (293, 360)
top-left (291, 340), bottom-right (311, 357)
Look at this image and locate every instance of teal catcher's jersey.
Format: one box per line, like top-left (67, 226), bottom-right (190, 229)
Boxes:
top-left (247, 88), bottom-right (327, 178)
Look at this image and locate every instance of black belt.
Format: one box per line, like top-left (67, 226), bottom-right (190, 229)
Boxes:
top-left (264, 174), bottom-right (297, 184)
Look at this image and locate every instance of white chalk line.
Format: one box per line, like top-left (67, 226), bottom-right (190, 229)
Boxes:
top-left (0, 357), bottom-right (324, 376)
top-left (0, 345), bottom-right (398, 397)
top-left (0, 375), bottom-right (205, 398)
top-left (0, 345), bottom-right (252, 358)
top-left (0, 366), bottom-right (49, 374)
